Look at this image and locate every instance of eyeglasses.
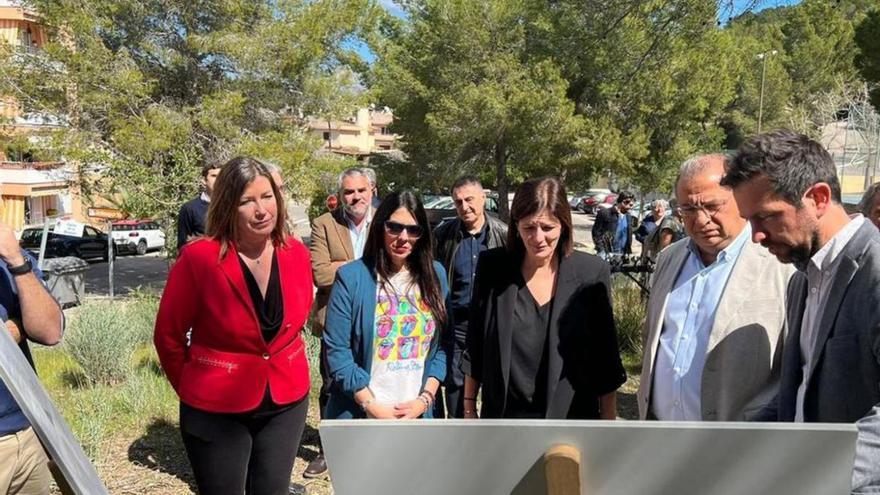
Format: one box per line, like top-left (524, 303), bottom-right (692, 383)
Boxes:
top-left (384, 221), bottom-right (424, 239)
top-left (677, 200), bottom-right (727, 219)
top-left (621, 200), bottom-right (634, 206)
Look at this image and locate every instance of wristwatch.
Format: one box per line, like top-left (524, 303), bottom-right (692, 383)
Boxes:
top-left (7, 259), bottom-right (32, 276)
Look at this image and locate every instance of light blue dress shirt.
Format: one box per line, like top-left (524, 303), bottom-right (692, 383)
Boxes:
top-left (345, 209), bottom-right (372, 259)
top-left (651, 224), bottom-right (751, 420)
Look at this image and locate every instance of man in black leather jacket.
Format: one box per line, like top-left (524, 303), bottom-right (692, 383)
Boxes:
top-left (433, 176), bottom-right (507, 417)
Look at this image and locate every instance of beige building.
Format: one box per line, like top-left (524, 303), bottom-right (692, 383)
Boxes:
top-left (307, 108), bottom-right (398, 159)
top-left (0, 0), bottom-right (51, 132)
top-left (0, 1), bottom-right (120, 230)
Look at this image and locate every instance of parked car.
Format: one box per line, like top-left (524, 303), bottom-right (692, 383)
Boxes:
top-left (111, 219), bottom-right (165, 255)
top-left (595, 193), bottom-right (619, 212)
top-left (19, 225), bottom-right (115, 261)
top-left (578, 189), bottom-right (613, 214)
top-left (425, 193), bottom-right (500, 229)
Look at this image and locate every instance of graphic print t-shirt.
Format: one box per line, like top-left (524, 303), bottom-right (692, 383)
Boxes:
top-left (369, 270), bottom-right (437, 406)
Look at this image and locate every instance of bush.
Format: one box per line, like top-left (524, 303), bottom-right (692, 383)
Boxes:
top-left (65, 301), bottom-right (140, 386)
top-left (127, 287), bottom-right (161, 345)
top-left (612, 275), bottom-right (647, 359)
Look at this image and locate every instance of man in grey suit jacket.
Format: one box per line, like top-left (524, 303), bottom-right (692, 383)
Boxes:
top-left (638, 154), bottom-right (794, 421)
top-left (725, 129), bottom-right (880, 492)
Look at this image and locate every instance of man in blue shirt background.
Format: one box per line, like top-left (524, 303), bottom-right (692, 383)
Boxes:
top-left (0, 221), bottom-right (64, 494)
top-left (592, 191), bottom-right (636, 256)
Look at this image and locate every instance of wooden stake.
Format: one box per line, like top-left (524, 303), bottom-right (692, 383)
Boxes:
top-left (544, 444), bottom-right (582, 495)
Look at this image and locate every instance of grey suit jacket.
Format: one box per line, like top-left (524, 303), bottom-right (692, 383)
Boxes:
top-left (637, 236), bottom-right (794, 421)
top-left (778, 219), bottom-right (880, 492)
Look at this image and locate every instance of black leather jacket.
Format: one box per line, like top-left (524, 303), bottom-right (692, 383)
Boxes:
top-left (432, 214), bottom-right (508, 288)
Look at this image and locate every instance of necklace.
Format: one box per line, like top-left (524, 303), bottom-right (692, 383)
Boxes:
top-left (239, 245), bottom-right (271, 266)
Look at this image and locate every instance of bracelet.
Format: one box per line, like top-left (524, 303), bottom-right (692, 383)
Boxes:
top-left (421, 388), bottom-right (436, 402)
top-left (417, 395), bottom-right (430, 410)
top-left (463, 397), bottom-right (477, 402)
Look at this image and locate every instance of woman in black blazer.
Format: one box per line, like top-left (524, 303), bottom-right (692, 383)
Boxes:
top-left (461, 177), bottom-right (626, 419)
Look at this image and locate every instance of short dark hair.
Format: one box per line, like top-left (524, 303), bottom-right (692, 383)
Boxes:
top-left (616, 191), bottom-right (635, 204)
top-left (451, 175), bottom-right (482, 194)
top-left (722, 129), bottom-right (841, 205)
top-left (201, 160), bottom-right (222, 178)
top-left (859, 182), bottom-right (880, 215)
top-left (507, 177), bottom-right (573, 258)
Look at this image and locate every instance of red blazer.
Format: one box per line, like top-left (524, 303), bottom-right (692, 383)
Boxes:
top-left (154, 237), bottom-right (314, 413)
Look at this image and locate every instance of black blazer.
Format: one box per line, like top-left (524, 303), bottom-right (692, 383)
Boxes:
top-left (461, 248), bottom-right (626, 419)
top-left (778, 220), bottom-right (880, 423)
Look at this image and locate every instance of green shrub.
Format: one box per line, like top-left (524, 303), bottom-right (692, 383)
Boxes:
top-left (127, 287), bottom-right (161, 345)
top-left (64, 301), bottom-right (139, 386)
top-left (612, 276), bottom-right (647, 359)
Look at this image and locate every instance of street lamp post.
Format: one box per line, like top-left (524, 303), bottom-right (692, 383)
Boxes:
top-left (757, 50), bottom-right (778, 134)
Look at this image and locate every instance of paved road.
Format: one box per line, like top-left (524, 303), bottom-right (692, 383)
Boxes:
top-left (84, 252), bottom-right (170, 297)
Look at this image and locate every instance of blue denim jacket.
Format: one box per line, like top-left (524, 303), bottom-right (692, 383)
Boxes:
top-left (323, 259), bottom-right (448, 419)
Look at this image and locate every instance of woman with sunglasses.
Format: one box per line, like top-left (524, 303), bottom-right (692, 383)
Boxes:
top-left (323, 191), bottom-right (448, 419)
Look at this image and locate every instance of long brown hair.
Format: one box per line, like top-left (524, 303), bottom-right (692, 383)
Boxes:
top-left (362, 190), bottom-right (447, 327)
top-left (206, 156), bottom-right (287, 258)
top-left (507, 177), bottom-right (574, 259)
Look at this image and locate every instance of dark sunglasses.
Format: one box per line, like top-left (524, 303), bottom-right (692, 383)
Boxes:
top-left (384, 220), bottom-right (424, 238)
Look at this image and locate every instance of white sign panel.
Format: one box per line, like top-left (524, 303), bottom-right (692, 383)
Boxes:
top-left (321, 419), bottom-right (857, 495)
top-left (53, 219), bottom-right (85, 238)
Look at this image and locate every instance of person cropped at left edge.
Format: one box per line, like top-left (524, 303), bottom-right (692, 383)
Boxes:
top-left (154, 157), bottom-right (314, 495)
top-left (0, 222), bottom-right (64, 495)
top-left (462, 177), bottom-right (626, 420)
top-left (324, 191), bottom-right (448, 420)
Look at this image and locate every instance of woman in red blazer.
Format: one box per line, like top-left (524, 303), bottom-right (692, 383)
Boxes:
top-left (155, 157), bottom-right (313, 495)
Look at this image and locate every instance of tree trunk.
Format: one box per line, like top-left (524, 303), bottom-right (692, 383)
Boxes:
top-left (326, 120), bottom-right (333, 149)
top-left (495, 137), bottom-right (510, 223)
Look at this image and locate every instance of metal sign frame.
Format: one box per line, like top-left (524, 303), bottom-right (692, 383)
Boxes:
top-left (0, 323), bottom-right (108, 494)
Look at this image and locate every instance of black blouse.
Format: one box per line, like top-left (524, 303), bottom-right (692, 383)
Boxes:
top-left (238, 250), bottom-right (284, 345)
top-left (238, 250), bottom-right (289, 412)
top-left (505, 280), bottom-right (552, 418)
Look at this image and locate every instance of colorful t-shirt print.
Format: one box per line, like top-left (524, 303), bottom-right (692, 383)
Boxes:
top-left (369, 270), bottom-right (437, 406)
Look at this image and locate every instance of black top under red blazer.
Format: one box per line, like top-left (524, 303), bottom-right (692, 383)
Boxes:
top-left (461, 248), bottom-right (626, 419)
top-left (154, 237), bottom-right (314, 413)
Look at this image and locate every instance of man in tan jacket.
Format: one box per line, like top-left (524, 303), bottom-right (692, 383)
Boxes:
top-left (306, 167), bottom-right (373, 477)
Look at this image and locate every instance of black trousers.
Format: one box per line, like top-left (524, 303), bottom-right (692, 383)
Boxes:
top-left (179, 396), bottom-right (308, 495)
top-left (442, 334), bottom-right (467, 418)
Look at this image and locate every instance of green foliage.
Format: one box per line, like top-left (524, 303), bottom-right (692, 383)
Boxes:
top-left (374, 0), bottom-right (593, 218)
top-left (374, 0), bottom-right (877, 198)
top-left (855, 9), bottom-right (880, 111)
top-left (613, 276), bottom-right (647, 359)
top-left (0, 0), bottom-right (383, 251)
top-left (63, 297), bottom-right (159, 385)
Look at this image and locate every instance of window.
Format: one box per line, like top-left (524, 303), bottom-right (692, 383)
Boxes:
top-left (323, 132), bottom-right (331, 141)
